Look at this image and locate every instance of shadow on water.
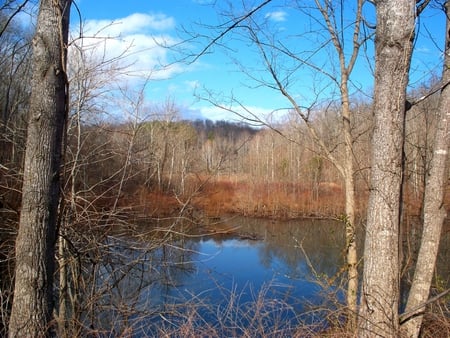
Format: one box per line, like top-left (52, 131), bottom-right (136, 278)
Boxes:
top-left (81, 216), bottom-right (449, 336)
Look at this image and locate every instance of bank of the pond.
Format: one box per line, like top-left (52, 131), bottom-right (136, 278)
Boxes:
top-left (118, 180), bottom-right (354, 220)
top-left (116, 176), bottom-right (435, 222)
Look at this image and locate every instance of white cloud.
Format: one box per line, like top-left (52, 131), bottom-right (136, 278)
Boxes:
top-left (83, 13), bottom-right (175, 36)
top-left (265, 10), bottom-right (287, 22)
top-left (71, 12), bottom-right (183, 81)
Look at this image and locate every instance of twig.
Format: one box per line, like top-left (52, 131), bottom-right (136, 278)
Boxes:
top-left (400, 288), bottom-right (450, 324)
top-left (191, 0), bottom-right (273, 63)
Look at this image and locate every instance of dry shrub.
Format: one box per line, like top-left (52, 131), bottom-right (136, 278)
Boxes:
top-left (127, 186), bottom-right (181, 216)
top-left (113, 173), bottom-right (444, 220)
top-left (231, 181), bottom-right (345, 218)
top-left (420, 312), bottom-right (450, 338)
top-left (106, 171), bottom-right (368, 219)
top-left (154, 280), bottom-right (307, 338)
top-left (193, 178), bottom-right (236, 217)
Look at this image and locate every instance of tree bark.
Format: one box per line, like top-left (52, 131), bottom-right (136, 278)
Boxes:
top-left (358, 1), bottom-right (416, 337)
top-left (341, 70), bottom-right (358, 332)
top-left (400, 2), bottom-right (450, 337)
top-left (8, 0), bottom-right (71, 337)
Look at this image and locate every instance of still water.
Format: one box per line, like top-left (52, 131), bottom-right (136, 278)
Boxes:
top-left (84, 216), bottom-right (449, 336)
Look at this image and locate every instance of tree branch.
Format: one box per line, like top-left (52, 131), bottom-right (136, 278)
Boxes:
top-left (0, 0), bottom-right (30, 38)
top-left (191, 0), bottom-right (273, 63)
top-left (400, 288), bottom-right (450, 324)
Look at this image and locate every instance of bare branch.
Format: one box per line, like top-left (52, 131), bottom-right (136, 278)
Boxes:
top-left (191, 0), bottom-right (273, 63)
top-left (400, 288), bottom-right (450, 324)
top-left (0, 0), bottom-right (30, 38)
top-left (416, 0), bottom-right (431, 16)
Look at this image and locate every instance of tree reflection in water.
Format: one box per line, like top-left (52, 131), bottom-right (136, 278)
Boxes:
top-left (77, 216), bottom-right (448, 336)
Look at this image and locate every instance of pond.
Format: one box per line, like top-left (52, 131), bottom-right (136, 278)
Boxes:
top-left (81, 216), bottom-right (449, 337)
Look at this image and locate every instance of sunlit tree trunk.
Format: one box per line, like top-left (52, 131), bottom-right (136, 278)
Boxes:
top-left (8, 0), bottom-right (71, 336)
top-left (400, 2), bottom-right (450, 337)
top-left (358, 1), bottom-right (415, 337)
top-left (341, 74), bottom-right (358, 329)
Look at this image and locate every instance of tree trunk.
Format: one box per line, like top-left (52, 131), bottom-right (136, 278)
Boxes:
top-left (358, 1), bottom-right (415, 337)
top-left (57, 235), bottom-right (69, 337)
top-left (8, 0), bottom-right (71, 336)
top-left (400, 2), bottom-right (450, 337)
top-left (340, 73), bottom-right (358, 331)
top-left (312, 2), bottom-right (364, 329)
top-left (343, 116), bottom-right (358, 330)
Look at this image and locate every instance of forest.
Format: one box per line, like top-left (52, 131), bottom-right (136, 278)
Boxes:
top-left (0, 0), bottom-right (449, 337)
top-left (1, 106), bottom-right (438, 219)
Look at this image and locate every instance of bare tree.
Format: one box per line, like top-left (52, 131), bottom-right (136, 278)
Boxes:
top-left (0, 1), bottom-right (31, 39)
top-left (8, 0), bottom-right (72, 336)
top-left (400, 1), bottom-right (450, 337)
top-left (0, 10), bottom-right (32, 166)
top-left (358, 1), bottom-right (417, 336)
top-left (190, 1), bottom-right (367, 329)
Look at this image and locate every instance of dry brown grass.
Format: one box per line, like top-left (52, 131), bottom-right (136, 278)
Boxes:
top-left (115, 176), bottom-right (371, 220)
top-left (192, 177), bottom-right (347, 219)
top-left (110, 173), bottom-right (449, 221)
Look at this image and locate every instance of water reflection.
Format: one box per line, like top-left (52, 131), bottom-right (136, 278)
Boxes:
top-left (81, 217), bottom-right (349, 335)
top-left (80, 216), bottom-right (449, 336)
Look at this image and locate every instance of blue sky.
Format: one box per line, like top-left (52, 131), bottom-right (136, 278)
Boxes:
top-left (70, 0), bottom-right (445, 122)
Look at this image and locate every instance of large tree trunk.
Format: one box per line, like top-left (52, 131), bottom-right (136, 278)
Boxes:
top-left (358, 1), bottom-right (416, 337)
top-left (8, 0), bottom-right (71, 337)
top-left (400, 2), bottom-right (450, 337)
